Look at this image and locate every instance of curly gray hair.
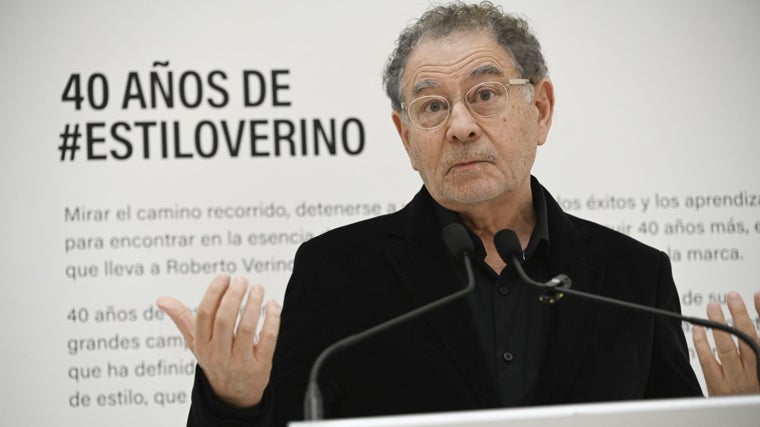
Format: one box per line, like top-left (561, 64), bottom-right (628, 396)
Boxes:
top-left (383, 1), bottom-right (548, 112)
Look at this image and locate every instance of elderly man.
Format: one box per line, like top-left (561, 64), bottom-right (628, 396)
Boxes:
top-left (158, 2), bottom-right (759, 426)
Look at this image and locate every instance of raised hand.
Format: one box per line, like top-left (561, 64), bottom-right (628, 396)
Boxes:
top-left (693, 291), bottom-right (760, 396)
top-left (157, 273), bottom-right (281, 407)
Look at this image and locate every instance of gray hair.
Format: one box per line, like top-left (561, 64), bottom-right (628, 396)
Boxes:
top-left (383, 1), bottom-right (548, 112)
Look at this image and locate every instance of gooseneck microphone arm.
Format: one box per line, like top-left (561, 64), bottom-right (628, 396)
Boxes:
top-left (493, 228), bottom-right (760, 386)
top-left (303, 223), bottom-right (476, 420)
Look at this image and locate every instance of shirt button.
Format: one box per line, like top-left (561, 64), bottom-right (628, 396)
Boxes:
top-left (503, 351), bottom-right (514, 363)
top-left (498, 286), bottom-right (509, 295)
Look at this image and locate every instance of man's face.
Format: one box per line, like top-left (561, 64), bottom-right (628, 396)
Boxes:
top-left (392, 31), bottom-right (553, 210)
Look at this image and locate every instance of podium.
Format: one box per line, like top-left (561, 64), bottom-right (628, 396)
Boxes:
top-left (289, 395), bottom-right (760, 426)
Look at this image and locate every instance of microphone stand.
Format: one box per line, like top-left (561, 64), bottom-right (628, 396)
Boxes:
top-left (303, 223), bottom-right (476, 420)
top-left (509, 255), bottom-right (760, 386)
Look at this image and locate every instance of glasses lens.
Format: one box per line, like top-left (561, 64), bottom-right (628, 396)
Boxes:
top-left (408, 96), bottom-right (449, 129)
top-left (405, 82), bottom-right (512, 129)
top-left (466, 82), bottom-right (508, 117)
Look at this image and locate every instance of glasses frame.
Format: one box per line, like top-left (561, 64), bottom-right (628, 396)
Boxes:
top-left (401, 78), bottom-right (531, 130)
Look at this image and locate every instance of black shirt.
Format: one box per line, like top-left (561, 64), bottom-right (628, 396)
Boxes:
top-left (432, 177), bottom-right (553, 406)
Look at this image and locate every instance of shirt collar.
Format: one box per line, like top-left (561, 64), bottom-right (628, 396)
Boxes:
top-left (430, 175), bottom-right (551, 261)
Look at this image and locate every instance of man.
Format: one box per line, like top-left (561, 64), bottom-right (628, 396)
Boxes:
top-left (157, 2), bottom-right (759, 426)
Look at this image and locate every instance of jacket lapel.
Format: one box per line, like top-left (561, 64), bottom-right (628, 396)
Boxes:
top-left (532, 188), bottom-right (602, 404)
top-left (382, 189), bottom-right (500, 408)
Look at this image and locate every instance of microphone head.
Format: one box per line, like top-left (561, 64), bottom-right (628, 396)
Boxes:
top-left (494, 229), bottom-right (522, 264)
top-left (441, 223), bottom-right (475, 260)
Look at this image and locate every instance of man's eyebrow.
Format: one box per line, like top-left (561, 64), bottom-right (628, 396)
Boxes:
top-left (468, 64), bottom-right (504, 79)
top-left (412, 79), bottom-right (439, 97)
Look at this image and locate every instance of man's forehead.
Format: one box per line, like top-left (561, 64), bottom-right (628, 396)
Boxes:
top-left (402, 32), bottom-right (515, 94)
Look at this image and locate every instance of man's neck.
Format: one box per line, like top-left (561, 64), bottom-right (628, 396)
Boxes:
top-left (444, 187), bottom-right (536, 273)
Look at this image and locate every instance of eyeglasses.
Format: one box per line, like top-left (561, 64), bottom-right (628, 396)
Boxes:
top-left (401, 79), bottom-right (530, 130)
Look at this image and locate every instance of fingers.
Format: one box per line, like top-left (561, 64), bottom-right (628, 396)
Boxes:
top-left (699, 292), bottom-right (760, 396)
top-left (157, 275), bottom-right (280, 408)
top-left (706, 299), bottom-right (749, 387)
top-left (706, 301), bottom-right (736, 357)
top-left (156, 296), bottom-right (197, 349)
top-left (692, 325), bottom-right (722, 395)
top-left (255, 299), bottom-right (281, 364)
top-left (233, 284), bottom-right (265, 357)
top-left (211, 276), bottom-right (251, 355)
top-left (726, 292), bottom-right (758, 368)
top-left (196, 274), bottom-right (232, 346)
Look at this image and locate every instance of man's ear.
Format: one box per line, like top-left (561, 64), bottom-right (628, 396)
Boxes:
top-left (392, 110), bottom-right (418, 170)
top-left (533, 78), bottom-right (555, 146)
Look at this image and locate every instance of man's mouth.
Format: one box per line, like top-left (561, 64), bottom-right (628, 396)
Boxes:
top-left (450, 159), bottom-right (486, 172)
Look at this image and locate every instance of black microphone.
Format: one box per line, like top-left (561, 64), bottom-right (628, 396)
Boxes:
top-left (303, 223), bottom-right (476, 420)
top-left (493, 228), bottom-right (760, 385)
top-left (493, 229), bottom-right (571, 304)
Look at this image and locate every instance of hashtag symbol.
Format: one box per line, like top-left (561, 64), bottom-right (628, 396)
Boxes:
top-left (58, 123), bottom-right (81, 162)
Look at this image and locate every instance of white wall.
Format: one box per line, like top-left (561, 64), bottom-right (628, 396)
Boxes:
top-left (1, 1), bottom-right (758, 425)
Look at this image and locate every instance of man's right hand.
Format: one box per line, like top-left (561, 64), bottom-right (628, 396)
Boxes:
top-left (156, 274), bottom-right (281, 408)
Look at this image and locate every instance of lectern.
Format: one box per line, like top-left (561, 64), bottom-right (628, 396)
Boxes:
top-left (289, 395), bottom-right (760, 427)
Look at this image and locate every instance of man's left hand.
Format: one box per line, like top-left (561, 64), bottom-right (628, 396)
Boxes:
top-left (693, 291), bottom-right (760, 396)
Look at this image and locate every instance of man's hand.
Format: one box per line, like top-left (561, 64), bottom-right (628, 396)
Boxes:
top-left (692, 291), bottom-right (760, 396)
top-left (156, 273), bottom-right (280, 408)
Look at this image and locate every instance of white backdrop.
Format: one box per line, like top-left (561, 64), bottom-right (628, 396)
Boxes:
top-left (1, 1), bottom-right (759, 426)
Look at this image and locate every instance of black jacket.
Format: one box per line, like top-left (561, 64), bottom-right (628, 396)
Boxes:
top-left (189, 179), bottom-right (702, 426)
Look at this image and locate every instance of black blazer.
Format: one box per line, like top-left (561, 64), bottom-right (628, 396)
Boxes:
top-left (189, 180), bottom-right (702, 426)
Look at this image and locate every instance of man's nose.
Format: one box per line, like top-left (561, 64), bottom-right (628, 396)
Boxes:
top-left (446, 100), bottom-right (480, 142)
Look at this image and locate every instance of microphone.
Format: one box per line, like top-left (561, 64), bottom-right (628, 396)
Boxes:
top-left (493, 230), bottom-right (571, 304)
top-left (303, 223), bottom-right (476, 420)
top-left (492, 228), bottom-right (760, 385)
